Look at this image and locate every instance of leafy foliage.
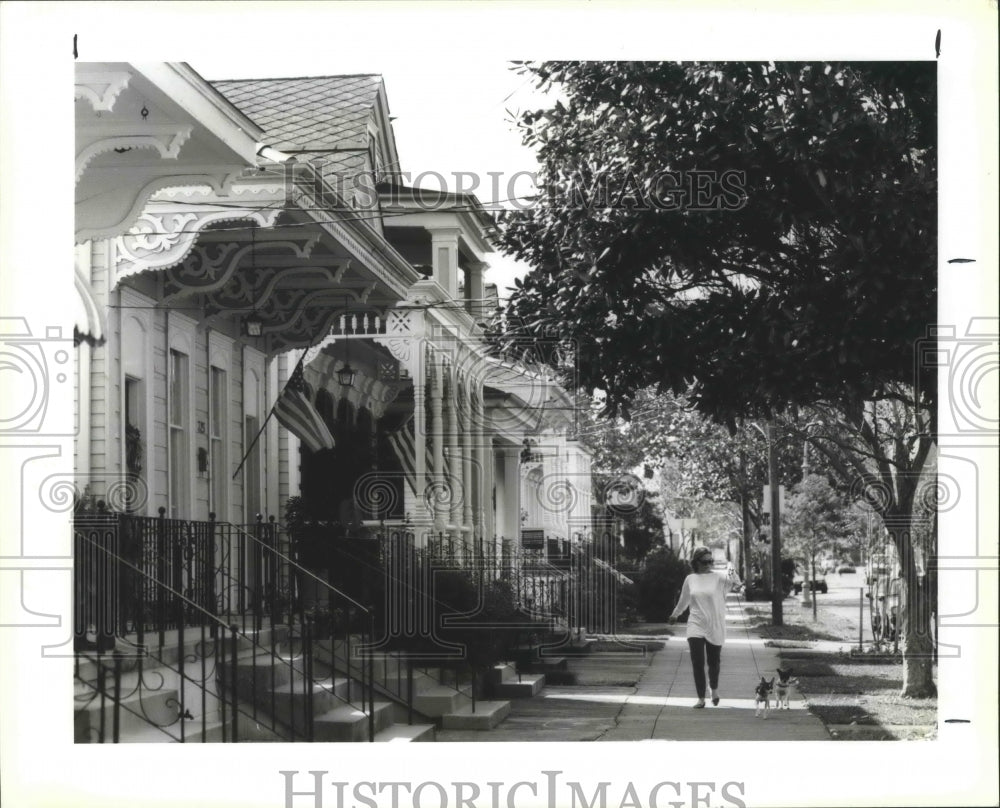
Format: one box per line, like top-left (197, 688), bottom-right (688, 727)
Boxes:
top-left (783, 473), bottom-right (850, 568)
top-left (635, 546), bottom-right (689, 621)
top-left (499, 61), bottom-right (936, 427)
top-left (616, 494), bottom-right (665, 564)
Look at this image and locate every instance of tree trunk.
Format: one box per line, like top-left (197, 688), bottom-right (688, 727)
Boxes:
top-left (887, 514), bottom-right (937, 698)
top-left (740, 492), bottom-right (753, 595)
top-left (812, 555), bottom-right (818, 622)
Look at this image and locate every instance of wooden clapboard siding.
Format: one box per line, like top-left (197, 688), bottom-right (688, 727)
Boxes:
top-left (88, 240), bottom-right (112, 493)
top-left (81, 234), bottom-right (303, 525)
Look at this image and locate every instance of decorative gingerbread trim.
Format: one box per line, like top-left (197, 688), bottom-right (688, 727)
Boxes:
top-left (114, 206), bottom-right (283, 283)
top-left (75, 71), bottom-right (132, 113)
top-left (76, 126), bottom-right (193, 184)
top-left (75, 171), bottom-right (246, 244)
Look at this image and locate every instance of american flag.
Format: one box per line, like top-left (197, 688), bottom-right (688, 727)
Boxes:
top-left (386, 416), bottom-right (434, 495)
top-left (273, 362), bottom-right (336, 453)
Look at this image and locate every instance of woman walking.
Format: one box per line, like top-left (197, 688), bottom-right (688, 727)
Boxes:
top-left (669, 546), bottom-right (740, 708)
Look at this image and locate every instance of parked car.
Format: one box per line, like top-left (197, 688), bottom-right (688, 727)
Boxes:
top-left (792, 573), bottom-right (828, 595)
top-left (837, 562), bottom-right (856, 574)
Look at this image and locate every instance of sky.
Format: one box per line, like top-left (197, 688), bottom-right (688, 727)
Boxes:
top-left (193, 55), bottom-right (550, 299)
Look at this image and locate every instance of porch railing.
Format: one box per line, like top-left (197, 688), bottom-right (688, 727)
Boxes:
top-left (73, 508), bottom-right (377, 742)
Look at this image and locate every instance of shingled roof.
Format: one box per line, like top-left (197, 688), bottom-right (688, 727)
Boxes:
top-left (211, 74), bottom-right (385, 152)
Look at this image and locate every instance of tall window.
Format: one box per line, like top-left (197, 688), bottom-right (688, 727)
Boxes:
top-left (210, 366), bottom-right (227, 519)
top-left (124, 376), bottom-right (144, 512)
top-left (169, 349), bottom-right (189, 518)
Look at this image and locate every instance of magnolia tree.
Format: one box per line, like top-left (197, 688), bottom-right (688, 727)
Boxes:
top-left (498, 61), bottom-right (937, 696)
top-left (787, 395), bottom-right (937, 692)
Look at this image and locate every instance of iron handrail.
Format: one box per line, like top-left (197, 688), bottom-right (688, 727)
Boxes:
top-left (223, 519), bottom-right (372, 616)
top-left (74, 520), bottom-right (369, 742)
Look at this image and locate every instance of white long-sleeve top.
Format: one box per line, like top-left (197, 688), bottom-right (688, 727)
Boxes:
top-left (670, 570), bottom-right (735, 646)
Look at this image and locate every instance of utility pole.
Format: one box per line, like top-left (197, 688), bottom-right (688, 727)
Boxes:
top-left (739, 448), bottom-right (753, 592)
top-left (768, 421), bottom-right (783, 626)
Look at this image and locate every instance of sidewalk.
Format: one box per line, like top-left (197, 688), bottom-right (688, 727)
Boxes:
top-left (436, 594), bottom-right (832, 742)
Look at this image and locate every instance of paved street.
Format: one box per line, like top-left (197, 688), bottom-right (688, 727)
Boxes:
top-left (436, 594), bottom-right (831, 742)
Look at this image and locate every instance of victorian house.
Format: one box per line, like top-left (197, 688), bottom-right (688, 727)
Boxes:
top-left (73, 63), bottom-right (611, 743)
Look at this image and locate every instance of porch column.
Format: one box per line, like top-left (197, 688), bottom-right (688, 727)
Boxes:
top-left (412, 344), bottom-right (429, 539)
top-left (429, 228), bottom-right (461, 299)
top-left (468, 259), bottom-right (488, 320)
top-left (429, 352), bottom-right (445, 531)
top-left (472, 385), bottom-right (486, 541)
top-left (460, 375), bottom-right (474, 537)
top-left (505, 447), bottom-right (522, 545)
top-left (446, 364), bottom-right (461, 534)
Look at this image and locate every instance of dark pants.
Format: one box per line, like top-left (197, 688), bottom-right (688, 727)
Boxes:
top-left (687, 637), bottom-right (722, 699)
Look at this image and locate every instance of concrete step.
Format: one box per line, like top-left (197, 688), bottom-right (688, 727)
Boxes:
top-left (440, 700), bottom-right (511, 730)
top-left (232, 656), bottom-right (296, 697)
top-left (378, 672), bottom-right (438, 701)
top-left (489, 663), bottom-right (519, 684)
top-left (373, 723), bottom-right (436, 742)
top-left (267, 677), bottom-right (353, 729)
top-left (515, 652), bottom-right (567, 674)
top-left (112, 715), bottom-right (232, 743)
top-left (492, 674), bottom-right (545, 698)
top-left (312, 701), bottom-right (395, 742)
top-left (74, 683), bottom-right (181, 742)
top-left (412, 686), bottom-right (467, 717)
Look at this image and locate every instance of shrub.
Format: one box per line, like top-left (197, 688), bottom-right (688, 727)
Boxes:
top-left (636, 547), bottom-right (689, 620)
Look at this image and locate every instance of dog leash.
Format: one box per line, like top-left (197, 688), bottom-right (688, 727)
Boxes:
top-left (733, 587), bottom-right (765, 679)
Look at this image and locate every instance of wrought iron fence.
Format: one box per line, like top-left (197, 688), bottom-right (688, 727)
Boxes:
top-left (73, 508), bottom-right (377, 742)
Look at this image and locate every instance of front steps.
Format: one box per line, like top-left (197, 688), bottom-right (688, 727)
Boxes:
top-left (74, 626), bottom-right (573, 742)
top-left (73, 633), bottom-right (261, 744)
top-left (73, 627), bottom-right (437, 743)
top-left (441, 701), bottom-right (511, 730)
top-left (489, 663), bottom-right (545, 698)
top-left (317, 642), bottom-right (517, 733)
top-left (512, 643), bottom-right (569, 675)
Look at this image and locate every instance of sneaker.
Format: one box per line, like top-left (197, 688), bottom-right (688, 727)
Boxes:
top-left (711, 692), bottom-right (720, 706)
top-left (693, 700), bottom-right (706, 708)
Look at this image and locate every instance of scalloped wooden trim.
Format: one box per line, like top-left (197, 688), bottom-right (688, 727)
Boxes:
top-left (75, 71), bottom-right (132, 112)
top-left (160, 234), bottom-right (321, 301)
top-left (75, 126), bottom-right (194, 184)
top-left (75, 171), bottom-right (244, 245)
top-left (114, 206), bottom-right (283, 283)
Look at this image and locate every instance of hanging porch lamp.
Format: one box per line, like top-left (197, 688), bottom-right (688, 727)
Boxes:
top-left (337, 362), bottom-right (357, 388)
top-left (337, 298), bottom-right (356, 387)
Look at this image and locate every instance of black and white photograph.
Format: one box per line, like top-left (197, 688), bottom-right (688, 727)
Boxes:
top-left (0, 2), bottom-right (997, 807)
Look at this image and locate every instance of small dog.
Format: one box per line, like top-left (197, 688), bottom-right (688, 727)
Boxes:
top-left (754, 677), bottom-right (775, 718)
top-left (774, 668), bottom-right (799, 709)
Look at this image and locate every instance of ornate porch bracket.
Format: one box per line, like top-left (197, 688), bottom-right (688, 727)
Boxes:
top-left (75, 70), bottom-right (132, 113)
top-left (113, 205), bottom-right (284, 285)
top-left (76, 125), bottom-right (193, 184)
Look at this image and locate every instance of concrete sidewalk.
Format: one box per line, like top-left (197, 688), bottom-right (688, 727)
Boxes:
top-left (436, 594), bottom-right (831, 742)
top-left (593, 595), bottom-right (831, 741)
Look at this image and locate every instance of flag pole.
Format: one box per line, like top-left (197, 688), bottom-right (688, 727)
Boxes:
top-left (232, 337), bottom-right (319, 481)
top-left (231, 348), bottom-right (309, 480)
